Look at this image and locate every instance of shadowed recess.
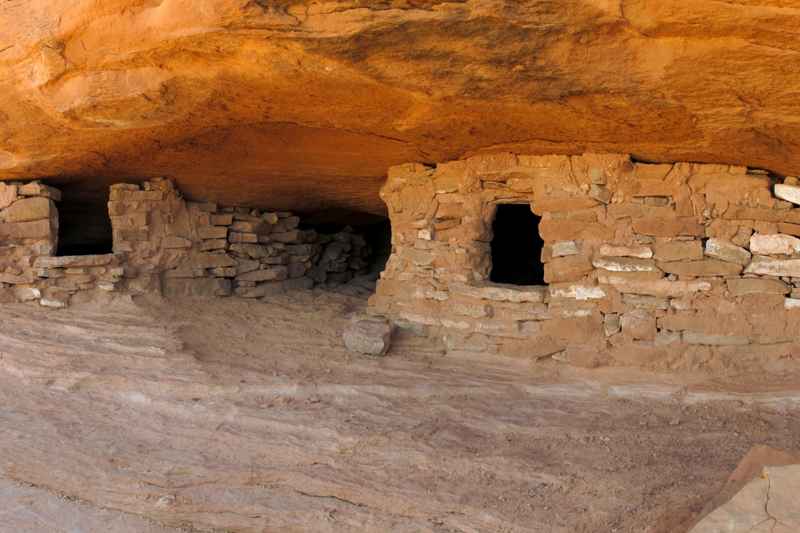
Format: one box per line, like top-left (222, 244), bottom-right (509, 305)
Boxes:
top-left (56, 181), bottom-right (113, 256)
top-left (490, 204), bottom-right (544, 286)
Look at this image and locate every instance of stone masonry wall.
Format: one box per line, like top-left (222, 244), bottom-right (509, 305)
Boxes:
top-left (0, 181), bottom-right (123, 308)
top-left (111, 178), bottom-right (372, 299)
top-left (109, 178), bottom-right (320, 299)
top-left (0, 178), bottom-right (369, 307)
top-left (370, 153), bottom-right (800, 369)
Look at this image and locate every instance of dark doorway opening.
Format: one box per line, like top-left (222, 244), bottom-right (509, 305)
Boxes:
top-left (489, 204), bottom-right (545, 285)
top-left (361, 219), bottom-right (391, 278)
top-left (56, 183), bottom-right (113, 256)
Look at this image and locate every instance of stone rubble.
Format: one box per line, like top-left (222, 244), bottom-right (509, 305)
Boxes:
top-left (309, 227), bottom-right (372, 285)
top-left (342, 315), bottom-right (394, 356)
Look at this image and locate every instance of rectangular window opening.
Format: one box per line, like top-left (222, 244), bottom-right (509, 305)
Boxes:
top-left (56, 183), bottom-right (113, 256)
top-left (489, 203), bottom-right (545, 286)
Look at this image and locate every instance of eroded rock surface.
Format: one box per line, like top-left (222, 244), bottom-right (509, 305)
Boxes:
top-left (0, 479), bottom-right (175, 533)
top-left (690, 447), bottom-right (800, 533)
top-left (2, 294), bottom-right (800, 531)
top-left (1, 1), bottom-right (800, 216)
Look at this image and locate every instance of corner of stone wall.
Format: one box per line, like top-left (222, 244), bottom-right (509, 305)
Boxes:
top-left (0, 181), bottom-right (62, 306)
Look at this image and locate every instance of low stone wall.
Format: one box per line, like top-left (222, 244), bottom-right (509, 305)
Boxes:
top-left (0, 178), bottom-right (371, 307)
top-left (33, 254), bottom-right (124, 307)
top-left (108, 178), bottom-right (321, 298)
top-left (0, 181), bottom-right (97, 307)
top-left (370, 153), bottom-right (800, 369)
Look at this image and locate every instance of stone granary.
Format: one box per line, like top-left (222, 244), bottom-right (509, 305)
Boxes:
top-left (370, 153), bottom-right (800, 367)
top-left (0, 178), bottom-right (372, 308)
top-left (6, 152), bottom-right (800, 369)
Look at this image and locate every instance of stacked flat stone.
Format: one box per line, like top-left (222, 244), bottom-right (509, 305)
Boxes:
top-left (0, 177), bottom-right (374, 307)
top-left (372, 153), bottom-right (800, 367)
top-left (110, 178), bottom-right (210, 296)
top-left (0, 181), bottom-right (65, 307)
top-left (310, 227), bottom-right (372, 285)
top-left (33, 254), bottom-right (124, 307)
top-left (108, 179), bottom-right (325, 299)
top-left (215, 207), bottom-right (319, 298)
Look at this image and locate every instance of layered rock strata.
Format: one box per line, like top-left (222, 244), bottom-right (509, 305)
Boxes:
top-left (371, 153), bottom-right (800, 367)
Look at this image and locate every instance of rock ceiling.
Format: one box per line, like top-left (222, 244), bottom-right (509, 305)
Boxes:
top-left (1, 0), bottom-right (799, 217)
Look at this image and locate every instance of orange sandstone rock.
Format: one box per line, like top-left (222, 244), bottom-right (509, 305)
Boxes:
top-left (2, 1), bottom-right (800, 216)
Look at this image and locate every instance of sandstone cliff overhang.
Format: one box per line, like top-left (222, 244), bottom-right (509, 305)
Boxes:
top-left (1, 1), bottom-right (799, 218)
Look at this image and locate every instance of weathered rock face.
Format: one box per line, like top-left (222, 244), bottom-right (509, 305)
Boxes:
top-left (1, 1), bottom-right (800, 217)
top-left (689, 446), bottom-right (800, 533)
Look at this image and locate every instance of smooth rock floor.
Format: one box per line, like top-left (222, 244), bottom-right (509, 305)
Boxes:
top-left (0, 291), bottom-right (799, 532)
top-left (0, 479), bottom-right (175, 533)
